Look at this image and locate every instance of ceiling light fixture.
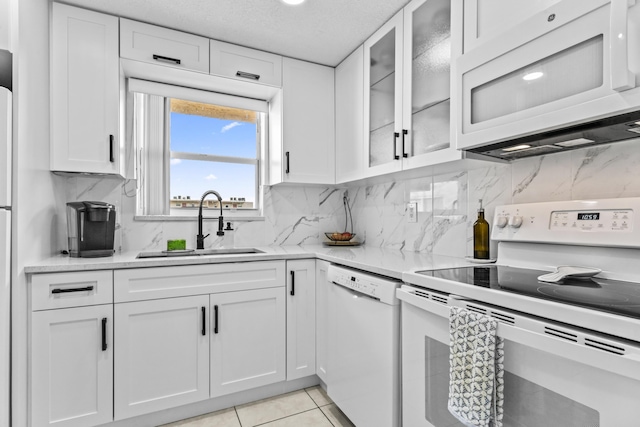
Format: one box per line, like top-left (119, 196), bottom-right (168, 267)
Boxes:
top-left (523, 71), bottom-right (544, 81)
top-left (281, 0), bottom-right (305, 5)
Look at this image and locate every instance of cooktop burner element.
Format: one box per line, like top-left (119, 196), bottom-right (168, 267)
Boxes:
top-left (417, 266), bottom-right (640, 319)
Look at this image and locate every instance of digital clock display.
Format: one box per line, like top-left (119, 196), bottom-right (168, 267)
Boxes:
top-left (577, 212), bottom-right (600, 221)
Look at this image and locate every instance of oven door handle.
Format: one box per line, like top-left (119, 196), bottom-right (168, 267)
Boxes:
top-left (395, 287), bottom-right (451, 317)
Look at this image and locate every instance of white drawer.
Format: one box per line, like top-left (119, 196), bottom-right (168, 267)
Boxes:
top-left (120, 18), bottom-right (209, 73)
top-left (210, 40), bottom-right (282, 87)
top-left (31, 270), bottom-right (113, 311)
top-left (114, 261), bottom-right (286, 302)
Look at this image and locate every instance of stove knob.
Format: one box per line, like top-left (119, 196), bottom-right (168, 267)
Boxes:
top-left (509, 215), bottom-right (523, 229)
top-left (495, 216), bottom-right (508, 228)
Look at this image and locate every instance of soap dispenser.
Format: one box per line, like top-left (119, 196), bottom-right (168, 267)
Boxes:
top-left (473, 199), bottom-right (490, 259)
top-left (223, 222), bottom-right (234, 248)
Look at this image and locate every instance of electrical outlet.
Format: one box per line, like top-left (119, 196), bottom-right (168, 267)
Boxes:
top-left (407, 202), bottom-right (417, 223)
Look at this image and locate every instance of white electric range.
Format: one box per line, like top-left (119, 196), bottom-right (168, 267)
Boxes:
top-left (399, 198), bottom-right (640, 427)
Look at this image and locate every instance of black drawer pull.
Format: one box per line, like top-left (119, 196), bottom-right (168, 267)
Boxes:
top-left (290, 270), bottom-right (295, 296)
top-left (52, 286), bottom-right (94, 294)
top-left (236, 71), bottom-right (261, 80)
top-left (214, 305), bottom-right (219, 334)
top-left (152, 54), bottom-right (181, 65)
top-left (101, 318), bottom-right (107, 351)
top-left (201, 306), bottom-right (206, 336)
top-left (402, 129), bottom-right (408, 158)
top-left (393, 132), bottom-right (400, 160)
top-left (285, 151), bottom-right (290, 174)
top-left (109, 135), bottom-right (115, 163)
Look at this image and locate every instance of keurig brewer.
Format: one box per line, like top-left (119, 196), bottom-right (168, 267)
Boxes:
top-left (66, 201), bottom-right (116, 257)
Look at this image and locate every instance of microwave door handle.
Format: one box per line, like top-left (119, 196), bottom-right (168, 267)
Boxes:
top-left (610, 0), bottom-right (636, 91)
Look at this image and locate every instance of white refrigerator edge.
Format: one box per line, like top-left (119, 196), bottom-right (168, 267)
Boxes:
top-left (1, 73), bottom-right (12, 427)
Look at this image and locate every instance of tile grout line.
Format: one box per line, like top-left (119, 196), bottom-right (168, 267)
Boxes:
top-left (251, 408), bottom-right (323, 427)
top-left (305, 387), bottom-right (338, 427)
top-left (318, 406), bottom-right (337, 427)
top-left (234, 388), bottom-right (324, 427)
top-left (234, 406), bottom-right (243, 427)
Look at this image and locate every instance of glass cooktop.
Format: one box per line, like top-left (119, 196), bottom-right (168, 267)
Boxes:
top-left (416, 266), bottom-right (640, 319)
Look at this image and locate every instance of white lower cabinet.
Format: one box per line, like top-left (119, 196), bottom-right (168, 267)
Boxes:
top-left (29, 259), bottom-right (315, 426)
top-left (210, 287), bottom-right (286, 397)
top-left (114, 295), bottom-right (210, 420)
top-left (315, 260), bottom-right (330, 382)
top-left (286, 260), bottom-right (316, 381)
top-left (31, 304), bottom-right (113, 427)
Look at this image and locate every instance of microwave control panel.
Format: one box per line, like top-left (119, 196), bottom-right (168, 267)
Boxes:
top-left (491, 198), bottom-right (640, 248)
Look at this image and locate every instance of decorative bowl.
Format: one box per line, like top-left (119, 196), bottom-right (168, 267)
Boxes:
top-left (325, 232), bottom-right (356, 242)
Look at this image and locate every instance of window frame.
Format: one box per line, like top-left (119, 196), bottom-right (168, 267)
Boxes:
top-left (129, 78), bottom-right (268, 220)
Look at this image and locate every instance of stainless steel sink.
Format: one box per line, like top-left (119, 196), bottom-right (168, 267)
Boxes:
top-left (136, 248), bottom-right (264, 259)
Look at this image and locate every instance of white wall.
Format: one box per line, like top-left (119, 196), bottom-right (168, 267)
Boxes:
top-left (12, 0), bottom-right (66, 425)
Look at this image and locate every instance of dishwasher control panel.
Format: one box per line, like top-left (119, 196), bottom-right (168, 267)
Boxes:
top-left (327, 265), bottom-right (400, 305)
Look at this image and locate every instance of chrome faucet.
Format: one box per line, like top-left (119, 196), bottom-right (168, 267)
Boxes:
top-left (197, 190), bottom-right (225, 250)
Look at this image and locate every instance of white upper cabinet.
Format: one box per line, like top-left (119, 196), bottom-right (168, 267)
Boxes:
top-left (335, 46), bottom-right (365, 184)
top-left (462, 0), bottom-right (561, 53)
top-left (401, 0), bottom-right (457, 170)
top-left (51, 3), bottom-right (121, 175)
top-left (120, 18), bottom-right (210, 73)
top-left (364, 12), bottom-right (404, 177)
top-left (210, 40), bottom-right (282, 87)
top-left (270, 58), bottom-right (335, 185)
top-left (363, 0), bottom-right (463, 179)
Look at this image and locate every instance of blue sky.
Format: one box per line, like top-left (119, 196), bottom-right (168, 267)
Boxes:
top-left (169, 113), bottom-right (257, 203)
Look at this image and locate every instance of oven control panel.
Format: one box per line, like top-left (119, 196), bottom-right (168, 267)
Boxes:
top-left (492, 198), bottom-right (640, 248)
top-left (549, 209), bottom-right (633, 232)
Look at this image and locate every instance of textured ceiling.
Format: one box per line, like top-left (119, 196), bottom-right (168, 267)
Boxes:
top-left (59, 0), bottom-right (412, 67)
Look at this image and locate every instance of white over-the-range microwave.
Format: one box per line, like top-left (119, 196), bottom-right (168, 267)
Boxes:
top-left (454, 0), bottom-right (640, 160)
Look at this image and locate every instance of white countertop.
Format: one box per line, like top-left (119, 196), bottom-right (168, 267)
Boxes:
top-left (24, 244), bottom-right (476, 279)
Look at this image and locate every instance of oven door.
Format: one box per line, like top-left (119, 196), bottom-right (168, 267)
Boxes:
top-left (398, 285), bottom-right (640, 427)
top-left (455, 0), bottom-right (640, 151)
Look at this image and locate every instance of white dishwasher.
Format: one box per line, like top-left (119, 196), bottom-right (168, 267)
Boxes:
top-left (327, 264), bottom-right (401, 427)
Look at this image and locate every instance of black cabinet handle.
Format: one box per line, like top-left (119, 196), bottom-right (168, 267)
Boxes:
top-left (214, 305), bottom-right (219, 334)
top-left (402, 129), bottom-right (408, 158)
top-left (101, 318), bottom-right (107, 351)
top-left (52, 286), bottom-right (94, 294)
top-left (393, 132), bottom-right (400, 160)
top-left (201, 306), bottom-right (206, 336)
top-left (290, 271), bottom-right (295, 296)
top-left (236, 71), bottom-right (261, 81)
top-left (109, 135), bottom-right (115, 163)
top-left (152, 54), bottom-right (181, 65)
top-left (285, 151), bottom-right (290, 174)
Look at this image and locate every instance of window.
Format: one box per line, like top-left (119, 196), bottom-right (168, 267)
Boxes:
top-left (130, 79), bottom-right (267, 217)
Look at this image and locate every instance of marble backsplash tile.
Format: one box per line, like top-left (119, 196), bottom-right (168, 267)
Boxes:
top-left (57, 138), bottom-right (640, 257)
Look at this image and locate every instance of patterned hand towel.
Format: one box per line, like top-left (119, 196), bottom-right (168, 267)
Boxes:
top-left (447, 306), bottom-right (504, 427)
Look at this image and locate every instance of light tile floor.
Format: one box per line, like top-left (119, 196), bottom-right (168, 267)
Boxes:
top-left (161, 387), bottom-right (356, 427)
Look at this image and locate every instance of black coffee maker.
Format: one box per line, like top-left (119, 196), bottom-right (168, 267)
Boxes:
top-left (66, 201), bottom-right (116, 257)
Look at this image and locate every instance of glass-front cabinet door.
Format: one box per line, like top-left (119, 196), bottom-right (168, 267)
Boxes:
top-left (363, 0), bottom-right (461, 178)
top-left (364, 12), bottom-right (404, 177)
top-left (402, 0), bottom-right (456, 170)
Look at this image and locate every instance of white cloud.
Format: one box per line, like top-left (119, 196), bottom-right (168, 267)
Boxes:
top-left (170, 159), bottom-right (182, 165)
top-left (205, 174), bottom-right (217, 180)
top-left (221, 122), bottom-right (242, 133)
